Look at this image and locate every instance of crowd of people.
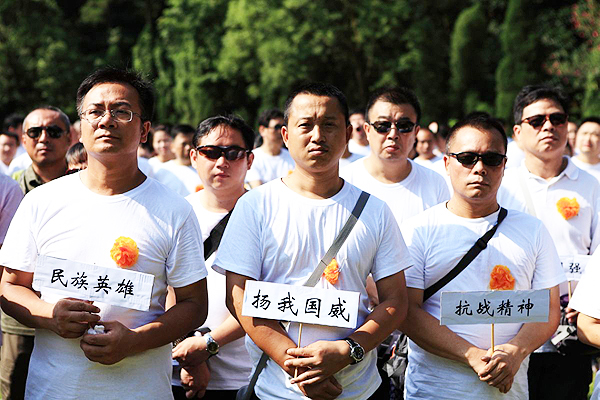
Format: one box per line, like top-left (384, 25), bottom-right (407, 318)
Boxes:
top-left (0, 66), bottom-right (600, 400)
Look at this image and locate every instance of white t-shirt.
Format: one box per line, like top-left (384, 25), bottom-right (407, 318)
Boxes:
top-left (154, 160), bottom-right (203, 196)
top-left (402, 204), bottom-right (565, 399)
top-left (137, 156), bottom-right (154, 179)
top-left (185, 191), bottom-right (252, 391)
top-left (245, 147), bottom-right (295, 184)
top-left (8, 151), bottom-right (32, 175)
top-left (338, 152), bottom-right (363, 170)
top-left (505, 139), bottom-right (525, 169)
top-left (348, 140), bottom-right (370, 157)
top-left (214, 179), bottom-right (412, 400)
top-left (413, 154), bottom-right (443, 168)
top-left (571, 157), bottom-right (600, 183)
top-left (498, 158), bottom-right (600, 257)
top-left (0, 174), bottom-right (22, 244)
top-left (0, 173), bottom-right (207, 399)
top-left (340, 158), bottom-right (450, 224)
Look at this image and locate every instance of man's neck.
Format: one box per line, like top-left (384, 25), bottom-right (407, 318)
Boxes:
top-left (200, 186), bottom-right (245, 213)
top-left (446, 197), bottom-right (500, 219)
top-left (261, 141), bottom-right (282, 156)
top-left (173, 158), bottom-right (191, 167)
top-left (81, 156), bottom-right (146, 195)
top-left (32, 161), bottom-right (67, 183)
top-left (524, 152), bottom-right (567, 180)
top-left (575, 153), bottom-right (600, 166)
top-left (364, 155), bottom-right (412, 184)
top-left (157, 154), bottom-right (173, 163)
top-left (282, 167), bottom-right (343, 199)
top-left (416, 153), bottom-right (435, 161)
top-left (352, 137), bottom-right (369, 147)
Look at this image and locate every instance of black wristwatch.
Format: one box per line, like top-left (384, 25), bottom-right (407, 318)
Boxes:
top-left (205, 332), bottom-right (219, 357)
top-left (344, 337), bottom-right (365, 364)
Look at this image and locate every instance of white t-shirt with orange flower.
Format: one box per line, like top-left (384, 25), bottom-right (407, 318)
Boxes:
top-left (245, 147), bottom-right (295, 184)
top-left (401, 204), bottom-right (565, 399)
top-left (214, 179), bottom-right (412, 400)
top-left (0, 173), bottom-right (207, 399)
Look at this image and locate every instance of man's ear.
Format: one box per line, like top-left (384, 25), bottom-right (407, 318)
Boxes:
top-left (140, 121), bottom-right (151, 144)
top-left (346, 124), bottom-right (352, 143)
top-left (513, 124), bottom-right (521, 142)
top-left (282, 125), bottom-right (289, 146)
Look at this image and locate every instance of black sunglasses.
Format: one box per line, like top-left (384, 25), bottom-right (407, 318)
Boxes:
top-left (370, 120), bottom-right (416, 134)
top-left (520, 113), bottom-right (568, 128)
top-left (26, 125), bottom-right (66, 139)
top-left (196, 145), bottom-right (250, 161)
top-left (449, 152), bottom-right (506, 167)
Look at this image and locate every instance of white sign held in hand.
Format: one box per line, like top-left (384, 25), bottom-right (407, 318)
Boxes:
top-left (440, 289), bottom-right (550, 326)
top-left (242, 280), bottom-right (360, 329)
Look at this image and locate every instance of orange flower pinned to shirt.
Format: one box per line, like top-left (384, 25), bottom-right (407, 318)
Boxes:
top-left (556, 197), bottom-right (579, 220)
top-left (110, 236), bottom-right (139, 268)
top-left (489, 265), bottom-right (515, 290)
top-left (195, 184), bottom-right (204, 192)
top-left (323, 258), bottom-right (340, 285)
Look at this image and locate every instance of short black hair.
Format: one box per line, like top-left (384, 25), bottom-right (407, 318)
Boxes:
top-left (0, 131), bottom-right (19, 144)
top-left (66, 142), bottom-right (87, 166)
top-left (3, 114), bottom-right (24, 131)
top-left (513, 85), bottom-right (569, 125)
top-left (26, 106), bottom-right (71, 132)
top-left (193, 115), bottom-right (255, 150)
top-left (171, 124), bottom-right (195, 138)
top-left (578, 117), bottom-right (600, 129)
top-left (153, 124), bottom-right (172, 138)
top-left (76, 67), bottom-right (155, 122)
top-left (446, 112), bottom-right (508, 154)
top-left (349, 108), bottom-right (364, 118)
top-left (365, 87), bottom-right (421, 124)
top-left (257, 109), bottom-right (284, 128)
top-left (283, 82), bottom-right (349, 126)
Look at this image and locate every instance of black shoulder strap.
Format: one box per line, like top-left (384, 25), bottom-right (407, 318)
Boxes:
top-left (423, 207), bottom-right (508, 302)
top-left (203, 210), bottom-right (233, 260)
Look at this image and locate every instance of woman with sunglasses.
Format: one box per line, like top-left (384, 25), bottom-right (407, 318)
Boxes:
top-left (170, 115), bottom-right (254, 400)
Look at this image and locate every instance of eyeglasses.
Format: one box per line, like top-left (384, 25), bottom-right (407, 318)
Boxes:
top-left (196, 145), bottom-right (250, 161)
top-left (449, 152), bottom-right (506, 167)
top-left (520, 113), bottom-right (568, 128)
top-left (81, 109), bottom-right (141, 124)
top-left (25, 125), bottom-right (66, 139)
top-left (369, 120), bottom-right (416, 134)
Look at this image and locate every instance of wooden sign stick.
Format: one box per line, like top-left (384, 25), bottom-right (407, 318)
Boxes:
top-left (294, 323), bottom-right (303, 379)
top-left (491, 323), bottom-right (495, 352)
top-left (568, 280), bottom-right (573, 301)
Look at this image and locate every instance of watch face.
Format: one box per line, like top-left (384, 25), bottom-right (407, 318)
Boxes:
top-left (352, 346), bottom-right (365, 361)
top-left (207, 341), bottom-right (219, 354)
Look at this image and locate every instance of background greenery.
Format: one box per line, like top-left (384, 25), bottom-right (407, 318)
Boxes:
top-left (2, 0), bottom-right (599, 130)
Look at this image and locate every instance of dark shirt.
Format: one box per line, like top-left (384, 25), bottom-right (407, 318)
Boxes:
top-left (13, 165), bottom-right (45, 195)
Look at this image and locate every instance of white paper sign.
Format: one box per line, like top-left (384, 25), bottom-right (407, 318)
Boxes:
top-left (33, 255), bottom-right (155, 311)
top-left (440, 289), bottom-right (549, 325)
top-left (559, 254), bottom-right (591, 281)
top-left (242, 281), bottom-right (360, 329)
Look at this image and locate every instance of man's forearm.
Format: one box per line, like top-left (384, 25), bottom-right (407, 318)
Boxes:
top-left (130, 280), bottom-right (208, 356)
top-left (351, 294), bottom-right (406, 352)
top-left (0, 280), bottom-right (54, 330)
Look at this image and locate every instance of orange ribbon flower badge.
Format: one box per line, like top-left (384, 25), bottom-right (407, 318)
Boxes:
top-left (110, 236), bottom-right (139, 268)
top-left (489, 265), bottom-right (515, 290)
top-left (323, 258), bottom-right (340, 285)
top-left (556, 197), bottom-right (579, 220)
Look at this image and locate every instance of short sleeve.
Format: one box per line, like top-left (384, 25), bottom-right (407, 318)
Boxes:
top-left (531, 223), bottom-right (566, 290)
top-left (371, 203), bottom-right (413, 282)
top-left (400, 219), bottom-right (426, 290)
top-left (569, 251), bottom-right (600, 318)
top-left (0, 194), bottom-right (38, 272)
top-left (0, 180), bottom-right (23, 244)
top-left (165, 208), bottom-right (207, 288)
top-left (213, 193), bottom-right (263, 279)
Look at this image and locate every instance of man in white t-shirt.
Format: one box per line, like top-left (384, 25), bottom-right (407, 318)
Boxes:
top-left (401, 113), bottom-right (563, 399)
top-left (497, 85), bottom-right (600, 399)
top-left (216, 83), bottom-right (410, 400)
top-left (572, 117), bottom-right (600, 182)
top-left (0, 132), bottom-right (19, 175)
top-left (154, 124), bottom-right (203, 195)
top-left (341, 87), bottom-right (449, 224)
top-left (413, 127), bottom-right (443, 167)
top-left (246, 109), bottom-right (295, 188)
top-left (0, 67), bottom-right (208, 399)
top-left (171, 115), bottom-right (255, 400)
top-left (347, 110), bottom-right (370, 156)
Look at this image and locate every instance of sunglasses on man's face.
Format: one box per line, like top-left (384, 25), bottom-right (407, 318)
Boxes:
top-left (196, 145), bottom-right (250, 161)
top-left (370, 120), bottom-right (416, 134)
top-left (449, 151), bottom-right (506, 167)
top-left (25, 125), bottom-right (66, 139)
top-left (520, 113), bottom-right (568, 128)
